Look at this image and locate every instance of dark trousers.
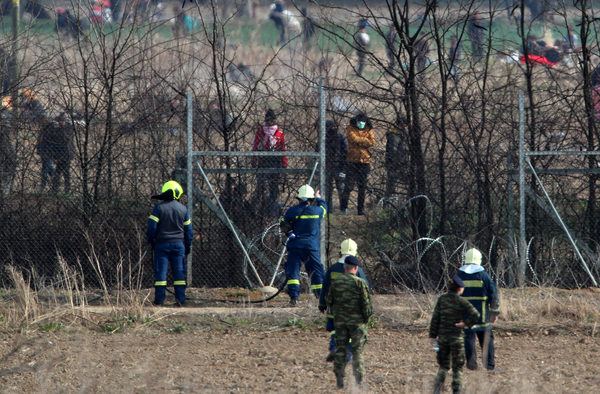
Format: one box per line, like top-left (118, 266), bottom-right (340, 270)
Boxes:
top-left (325, 169), bottom-right (343, 209)
top-left (153, 242), bottom-right (187, 304)
top-left (52, 160), bottom-right (71, 194)
top-left (465, 329), bottom-right (495, 370)
top-left (340, 162), bottom-right (370, 213)
top-left (284, 247), bottom-right (324, 298)
top-left (40, 157), bottom-right (54, 190)
top-left (356, 52), bottom-right (366, 76)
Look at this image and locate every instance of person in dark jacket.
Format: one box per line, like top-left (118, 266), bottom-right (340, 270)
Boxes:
top-left (319, 239), bottom-right (369, 363)
top-left (56, 8), bottom-right (88, 42)
top-left (146, 181), bottom-right (194, 306)
top-left (385, 24), bottom-right (398, 71)
top-left (0, 127), bottom-right (16, 193)
top-left (415, 32), bottom-right (430, 74)
top-left (280, 184), bottom-right (326, 307)
top-left (429, 275), bottom-right (480, 394)
top-left (301, 7), bottom-right (316, 51)
top-left (51, 113), bottom-right (75, 194)
top-left (456, 248), bottom-right (500, 371)
top-left (385, 116), bottom-right (407, 198)
top-left (324, 120), bottom-right (348, 210)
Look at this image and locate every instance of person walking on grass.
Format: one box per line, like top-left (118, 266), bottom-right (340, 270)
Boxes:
top-left (326, 255), bottom-right (372, 389)
top-left (429, 275), bottom-right (480, 394)
top-left (319, 239), bottom-right (370, 363)
top-left (456, 247), bottom-right (500, 371)
top-left (146, 181), bottom-right (194, 307)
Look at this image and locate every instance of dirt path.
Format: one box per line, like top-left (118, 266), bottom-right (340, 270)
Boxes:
top-left (1, 319), bottom-right (599, 393)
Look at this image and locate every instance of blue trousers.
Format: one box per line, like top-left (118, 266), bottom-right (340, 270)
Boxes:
top-left (284, 247), bottom-right (324, 298)
top-left (153, 242), bottom-right (186, 304)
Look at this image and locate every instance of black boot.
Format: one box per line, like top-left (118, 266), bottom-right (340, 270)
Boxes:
top-left (326, 349), bottom-right (336, 362)
top-left (288, 297), bottom-right (299, 307)
top-left (336, 376), bottom-right (344, 389)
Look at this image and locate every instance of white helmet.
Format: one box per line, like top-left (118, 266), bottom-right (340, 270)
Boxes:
top-left (297, 184), bottom-right (315, 200)
top-left (464, 248), bottom-right (482, 265)
top-left (341, 239), bottom-right (357, 256)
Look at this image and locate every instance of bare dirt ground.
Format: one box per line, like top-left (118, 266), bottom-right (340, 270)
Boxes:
top-left (1, 291), bottom-right (600, 393)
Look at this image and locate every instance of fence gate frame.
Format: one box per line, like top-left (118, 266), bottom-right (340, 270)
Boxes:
top-left (508, 92), bottom-right (600, 287)
top-left (183, 79), bottom-right (327, 287)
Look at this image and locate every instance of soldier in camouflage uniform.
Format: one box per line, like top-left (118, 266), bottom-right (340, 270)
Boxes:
top-left (325, 255), bottom-right (372, 389)
top-left (429, 275), bottom-right (480, 394)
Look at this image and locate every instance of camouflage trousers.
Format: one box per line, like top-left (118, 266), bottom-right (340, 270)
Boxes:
top-left (433, 335), bottom-right (465, 392)
top-left (333, 323), bottom-right (368, 381)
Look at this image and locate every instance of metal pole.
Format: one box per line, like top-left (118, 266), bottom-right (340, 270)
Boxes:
top-left (186, 92), bottom-right (193, 286)
top-left (507, 151), bottom-right (514, 286)
top-left (318, 76), bottom-right (326, 265)
top-left (518, 92), bottom-right (526, 287)
top-left (10, 0), bottom-right (20, 104)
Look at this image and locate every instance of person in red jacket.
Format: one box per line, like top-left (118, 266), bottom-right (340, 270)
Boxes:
top-left (252, 108), bottom-right (287, 217)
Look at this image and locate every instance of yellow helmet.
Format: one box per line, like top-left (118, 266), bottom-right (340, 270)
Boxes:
top-left (464, 248), bottom-right (482, 265)
top-left (297, 184), bottom-right (315, 200)
top-left (341, 239), bottom-right (357, 256)
top-left (162, 180), bottom-right (183, 200)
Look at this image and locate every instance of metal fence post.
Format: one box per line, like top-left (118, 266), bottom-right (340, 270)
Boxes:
top-left (518, 91), bottom-right (526, 287)
top-left (186, 92), bottom-right (193, 287)
top-left (318, 77), bottom-right (326, 265)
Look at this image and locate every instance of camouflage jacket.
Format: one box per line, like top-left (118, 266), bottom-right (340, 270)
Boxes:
top-left (326, 273), bottom-right (372, 326)
top-left (429, 292), bottom-right (480, 339)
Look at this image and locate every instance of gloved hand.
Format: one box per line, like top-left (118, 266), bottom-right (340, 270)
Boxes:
top-left (185, 245), bottom-right (190, 256)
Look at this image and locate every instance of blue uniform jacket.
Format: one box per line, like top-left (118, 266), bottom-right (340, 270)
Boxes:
top-left (283, 198), bottom-right (327, 251)
top-left (457, 267), bottom-right (500, 332)
top-left (318, 258), bottom-right (370, 315)
top-left (146, 200), bottom-right (194, 248)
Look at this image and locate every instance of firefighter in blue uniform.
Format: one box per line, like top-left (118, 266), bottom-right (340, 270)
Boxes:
top-left (456, 248), bottom-right (500, 371)
top-left (146, 181), bottom-right (194, 306)
top-left (281, 184), bottom-right (326, 307)
top-left (319, 238), bottom-right (370, 362)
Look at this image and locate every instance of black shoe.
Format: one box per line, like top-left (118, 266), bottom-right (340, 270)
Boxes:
top-left (152, 300), bottom-right (163, 306)
top-left (288, 297), bottom-right (299, 307)
top-left (172, 300), bottom-right (186, 307)
top-left (357, 211), bottom-right (365, 216)
top-left (336, 377), bottom-right (344, 389)
top-left (326, 349), bottom-right (336, 362)
top-left (453, 389), bottom-right (462, 394)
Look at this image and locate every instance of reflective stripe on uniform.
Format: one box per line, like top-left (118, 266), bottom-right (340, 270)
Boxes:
top-left (149, 215), bottom-right (159, 222)
top-left (331, 330), bottom-right (335, 335)
top-left (320, 206), bottom-right (327, 215)
top-left (327, 314), bottom-right (334, 319)
top-left (471, 322), bottom-right (491, 329)
top-left (287, 279), bottom-right (300, 285)
top-left (463, 280), bottom-right (484, 288)
top-left (155, 281), bottom-right (167, 286)
top-left (298, 215), bottom-right (320, 219)
top-left (463, 296), bottom-right (488, 301)
top-left (183, 219), bottom-right (191, 226)
top-left (173, 281), bottom-right (186, 286)
top-left (311, 284), bottom-right (322, 290)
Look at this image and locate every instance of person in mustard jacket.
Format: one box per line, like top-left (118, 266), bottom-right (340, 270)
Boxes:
top-left (339, 113), bottom-right (375, 215)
